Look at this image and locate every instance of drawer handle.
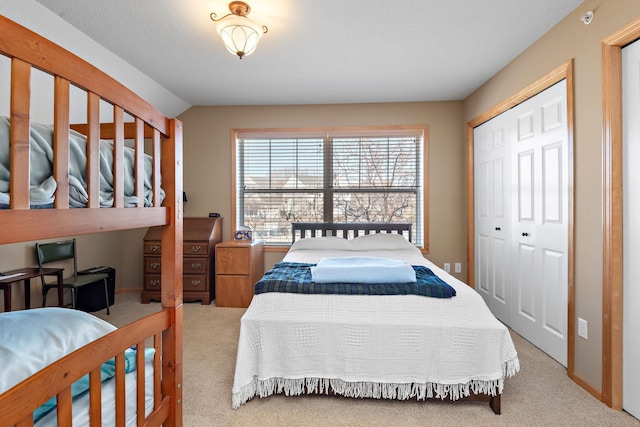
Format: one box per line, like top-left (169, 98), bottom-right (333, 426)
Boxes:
top-left (191, 262), bottom-right (202, 269)
top-left (151, 262), bottom-right (161, 270)
top-left (190, 245), bottom-right (202, 252)
top-left (150, 245), bottom-right (161, 253)
top-left (190, 280), bottom-right (201, 287)
top-left (150, 279), bottom-right (160, 287)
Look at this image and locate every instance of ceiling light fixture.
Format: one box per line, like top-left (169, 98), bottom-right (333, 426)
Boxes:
top-left (210, 1), bottom-right (268, 59)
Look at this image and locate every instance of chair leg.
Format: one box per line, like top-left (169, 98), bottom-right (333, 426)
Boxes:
top-left (42, 287), bottom-right (48, 308)
top-left (71, 289), bottom-right (76, 309)
top-left (103, 279), bottom-right (110, 315)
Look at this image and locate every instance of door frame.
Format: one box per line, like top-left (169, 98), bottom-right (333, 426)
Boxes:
top-left (465, 60), bottom-right (576, 378)
top-left (601, 16), bottom-right (640, 410)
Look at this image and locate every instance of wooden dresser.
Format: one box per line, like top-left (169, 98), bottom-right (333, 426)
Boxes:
top-left (141, 217), bottom-right (222, 305)
top-left (215, 239), bottom-right (264, 308)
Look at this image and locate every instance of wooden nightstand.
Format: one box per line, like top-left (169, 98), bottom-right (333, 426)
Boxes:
top-left (215, 239), bottom-right (264, 308)
top-left (141, 217), bottom-right (222, 305)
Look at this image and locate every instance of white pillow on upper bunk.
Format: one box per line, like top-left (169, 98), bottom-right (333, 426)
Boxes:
top-left (0, 307), bottom-right (116, 394)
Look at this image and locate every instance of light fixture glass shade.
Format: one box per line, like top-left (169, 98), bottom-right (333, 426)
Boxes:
top-left (216, 15), bottom-right (263, 58)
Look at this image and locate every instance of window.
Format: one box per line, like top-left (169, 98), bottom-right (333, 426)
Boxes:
top-left (233, 126), bottom-right (427, 247)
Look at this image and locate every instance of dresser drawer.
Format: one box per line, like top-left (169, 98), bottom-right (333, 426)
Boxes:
top-left (183, 241), bottom-right (208, 256)
top-left (146, 274), bottom-right (207, 292)
top-left (145, 257), bottom-right (162, 274)
top-left (144, 241), bottom-right (162, 255)
top-left (147, 257), bottom-right (209, 274)
top-left (184, 275), bottom-right (207, 291)
top-left (144, 275), bottom-right (162, 291)
top-left (183, 257), bottom-right (208, 274)
top-left (146, 242), bottom-right (208, 256)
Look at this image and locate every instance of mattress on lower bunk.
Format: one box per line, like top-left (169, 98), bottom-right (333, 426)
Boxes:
top-left (0, 307), bottom-right (155, 426)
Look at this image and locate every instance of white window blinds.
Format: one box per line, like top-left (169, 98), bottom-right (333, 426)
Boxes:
top-left (235, 127), bottom-right (425, 246)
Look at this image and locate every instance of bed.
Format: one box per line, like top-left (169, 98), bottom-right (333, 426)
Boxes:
top-left (0, 14), bottom-right (183, 427)
top-left (232, 223), bottom-right (519, 414)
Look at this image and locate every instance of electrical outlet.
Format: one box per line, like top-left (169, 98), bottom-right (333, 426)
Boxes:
top-left (578, 318), bottom-right (588, 339)
top-left (454, 263), bottom-right (462, 273)
top-left (444, 263), bottom-right (451, 273)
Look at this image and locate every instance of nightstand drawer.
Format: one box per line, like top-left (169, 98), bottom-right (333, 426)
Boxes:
top-left (216, 247), bottom-right (251, 275)
top-left (183, 257), bottom-right (208, 274)
top-left (216, 275), bottom-right (253, 307)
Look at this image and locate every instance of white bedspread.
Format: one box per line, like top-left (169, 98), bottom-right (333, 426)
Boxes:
top-left (232, 234), bottom-right (519, 408)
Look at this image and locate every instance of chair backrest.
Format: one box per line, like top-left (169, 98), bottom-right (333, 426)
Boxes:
top-left (36, 239), bottom-right (78, 276)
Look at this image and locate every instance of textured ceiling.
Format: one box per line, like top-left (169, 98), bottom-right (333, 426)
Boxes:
top-left (34, 0), bottom-right (584, 106)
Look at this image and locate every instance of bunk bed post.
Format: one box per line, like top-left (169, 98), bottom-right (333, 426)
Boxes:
top-left (160, 118), bottom-right (184, 426)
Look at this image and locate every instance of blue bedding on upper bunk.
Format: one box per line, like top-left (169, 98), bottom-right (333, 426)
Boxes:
top-left (0, 116), bottom-right (163, 209)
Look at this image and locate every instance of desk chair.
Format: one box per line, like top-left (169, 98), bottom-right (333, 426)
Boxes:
top-left (35, 239), bottom-right (110, 315)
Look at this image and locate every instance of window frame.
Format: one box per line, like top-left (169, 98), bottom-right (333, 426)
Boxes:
top-left (231, 126), bottom-right (429, 252)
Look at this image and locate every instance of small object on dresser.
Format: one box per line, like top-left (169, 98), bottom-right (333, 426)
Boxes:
top-left (209, 212), bottom-right (220, 217)
top-left (234, 229), bottom-right (253, 240)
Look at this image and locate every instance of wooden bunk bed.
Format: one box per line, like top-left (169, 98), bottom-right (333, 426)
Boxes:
top-left (0, 15), bottom-right (183, 427)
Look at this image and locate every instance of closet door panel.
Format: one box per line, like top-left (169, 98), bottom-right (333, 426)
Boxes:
top-left (511, 80), bottom-right (568, 367)
top-left (514, 242), bottom-right (537, 325)
top-left (541, 248), bottom-right (565, 336)
top-left (492, 235), bottom-right (508, 304)
top-left (490, 155), bottom-right (510, 321)
top-left (516, 150), bottom-right (536, 223)
top-left (542, 143), bottom-right (563, 223)
top-left (540, 248), bottom-right (566, 364)
top-left (474, 114), bottom-right (510, 323)
top-left (476, 234), bottom-right (490, 296)
top-left (475, 159), bottom-right (491, 298)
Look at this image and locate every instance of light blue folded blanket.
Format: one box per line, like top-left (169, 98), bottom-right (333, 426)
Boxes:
top-left (311, 256), bottom-right (417, 284)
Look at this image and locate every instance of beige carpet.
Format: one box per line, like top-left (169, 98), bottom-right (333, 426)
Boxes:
top-left (97, 292), bottom-right (640, 427)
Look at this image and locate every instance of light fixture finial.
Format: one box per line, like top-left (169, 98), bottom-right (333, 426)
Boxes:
top-left (210, 2), bottom-right (268, 59)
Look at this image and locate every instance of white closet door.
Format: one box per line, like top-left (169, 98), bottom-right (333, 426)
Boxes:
top-left (474, 113), bottom-right (511, 323)
top-left (510, 80), bottom-right (568, 367)
top-left (622, 38), bottom-right (640, 420)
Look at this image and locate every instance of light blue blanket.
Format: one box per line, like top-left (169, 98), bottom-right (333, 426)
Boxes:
top-left (0, 116), bottom-right (163, 208)
top-left (311, 256), bottom-right (417, 284)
